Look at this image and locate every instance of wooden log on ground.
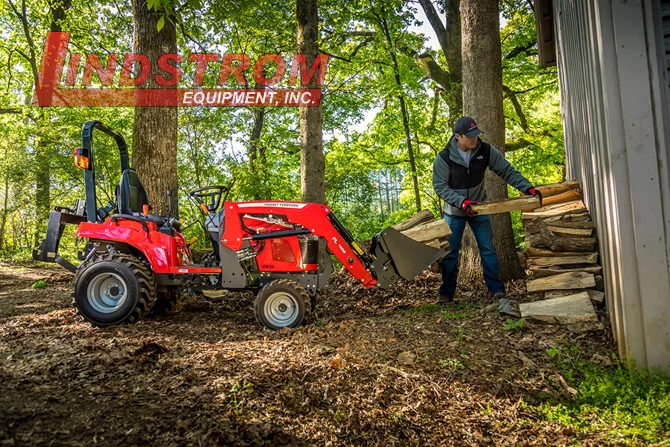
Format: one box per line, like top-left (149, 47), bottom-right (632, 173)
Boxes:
top-left (524, 245), bottom-right (590, 258)
top-left (529, 265), bottom-right (602, 278)
top-left (392, 210), bottom-right (436, 231)
top-left (401, 219), bottom-right (452, 243)
top-left (526, 272), bottom-right (596, 292)
top-left (529, 218), bottom-right (596, 252)
top-left (544, 289), bottom-right (605, 304)
top-left (540, 218), bottom-right (594, 230)
top-left (526, 223), bottom-right (593, 237)
top-left (525, 225), bottom-right (593, 238)
top-left (526, 253), bottom-right (599, 266)
top-left (540, 189), bottom-right (583, 206)
top-left (424, 239), bottom-right (442, 249)
top-left (534, 200), bottom-right (586, 214)
top-left (469, 196), bottom-right (540, 215)
top-left (520, 291), bottom-right (598, 324)
top-left (522, 200), bottom-right (586, 220)
top-left (547, 226), bottom-right (593, 237)
top-left (542, 210), bottom-right (591, 223)
top-left (535, 181), bottom-right (580, 197)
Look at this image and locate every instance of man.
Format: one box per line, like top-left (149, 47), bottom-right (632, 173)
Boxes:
top-left (432, 116), bottom-right (541, 303)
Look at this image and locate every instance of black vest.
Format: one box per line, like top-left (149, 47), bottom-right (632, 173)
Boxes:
top-left (439, 142), bottom-right (491, 189)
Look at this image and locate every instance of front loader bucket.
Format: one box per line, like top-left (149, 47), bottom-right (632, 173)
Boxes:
top-left (369, 227), bottom-right (446, 289)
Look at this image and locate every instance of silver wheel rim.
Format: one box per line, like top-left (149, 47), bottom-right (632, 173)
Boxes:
top-left (264, 291), bottom-right (299, 327)
top-left (86, 272), bottom-right (128, 314)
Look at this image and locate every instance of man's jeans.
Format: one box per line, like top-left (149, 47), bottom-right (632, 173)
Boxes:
top-left (439, 214), bottom-right (506, 299)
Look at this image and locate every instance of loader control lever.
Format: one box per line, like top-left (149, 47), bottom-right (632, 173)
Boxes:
top-left (189, 185), bottom-right (229, 212)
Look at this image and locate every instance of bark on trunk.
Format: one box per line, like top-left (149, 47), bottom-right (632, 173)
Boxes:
top-left (131, 0), bottom-right (179, 217)
top-left (297, 0), bottom-right (325, 205)
top-left (460, 0), bottom-right (525, 280)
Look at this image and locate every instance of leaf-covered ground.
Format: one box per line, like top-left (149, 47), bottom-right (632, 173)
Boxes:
top-left (0, 263), bottom-right (626, 446)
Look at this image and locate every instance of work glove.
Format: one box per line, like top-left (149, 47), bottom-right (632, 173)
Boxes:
top-left (526, 187), bottom-right (543, 207)
top-left (461, 199), bottom-right (478, 217)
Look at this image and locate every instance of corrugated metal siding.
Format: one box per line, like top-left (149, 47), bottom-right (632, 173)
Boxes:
top-left (662, 1), bottom-right (670, 86)
top-left (552, 0), bottom-right (670, 368)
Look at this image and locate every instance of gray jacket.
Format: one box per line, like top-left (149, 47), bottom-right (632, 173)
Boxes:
top-left (432, 135), bottom-right (534, 217)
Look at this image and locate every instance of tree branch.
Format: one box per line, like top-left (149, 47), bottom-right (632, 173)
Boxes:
top-left (510, 80), bottom-right (557, 94)
top-left (503, 84), bottom-right (528, 132)
top-left (8, 0), bottom-right (38, 86)
top-left (417, 0), bottom-right (447, 55)
top-left (503, 41), bottom-right (536, 61)
top-left (321, 35), bottom-right (375, 63)
top-left (505, 138), bottom-right (534, 152)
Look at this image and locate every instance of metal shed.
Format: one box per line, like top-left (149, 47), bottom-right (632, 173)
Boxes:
top-left (535, 0), bottom-right (670, 368)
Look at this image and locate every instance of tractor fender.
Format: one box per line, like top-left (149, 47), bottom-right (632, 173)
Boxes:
top-left (75, 220), bottom-right (179, 273)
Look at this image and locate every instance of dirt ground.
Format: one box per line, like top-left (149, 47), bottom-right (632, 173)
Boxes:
top-left (0, 262), bottom-right (618, 446)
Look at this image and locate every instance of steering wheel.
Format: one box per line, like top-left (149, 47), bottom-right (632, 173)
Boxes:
top-left (189, 185), bottom-right (229, 212)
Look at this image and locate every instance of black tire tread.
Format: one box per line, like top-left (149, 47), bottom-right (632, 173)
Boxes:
top-left (72, 253), bottom-right (157, 326)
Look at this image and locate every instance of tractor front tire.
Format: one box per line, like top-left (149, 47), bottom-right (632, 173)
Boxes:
top-left (72, 254), bottom-right (157, 326)
top-left (254, 279), bottom-right (310, 330)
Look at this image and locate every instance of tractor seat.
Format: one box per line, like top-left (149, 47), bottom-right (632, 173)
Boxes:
top-left (116, 169), bottom-right (180, 230)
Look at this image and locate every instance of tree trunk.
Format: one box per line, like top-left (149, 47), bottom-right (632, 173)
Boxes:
top-left (296, 0), bottom-right (330, 275)
top-left (375, 6), bottom-right (421, 212)
top-left (0, 151), bottom-right (10, 251)
top-left (32, 1), bottom-right (71, 245)
top-left (131, 0), bottom-right (178, 217)
top-left (297, 0), bottom-right (325, 205)
top-left (249, 104), bottom-right (266, 200)
top-left (460, 0), bottom-right (525, 280)
top-left (399, 95), bottom-right (421, 212)
top-left (33, 136), bottom-right (50, 247)
top-left (249, 108), bottom-right (265, 173)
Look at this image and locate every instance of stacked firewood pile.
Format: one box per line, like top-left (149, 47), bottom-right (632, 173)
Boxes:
top-left (519, 181), bottom-right (605, 324)
top-left (390, 209), bottom-right (451, 250)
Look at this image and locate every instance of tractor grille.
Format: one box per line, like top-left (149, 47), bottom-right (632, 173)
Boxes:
top-left (271, 239), bottom-right (296, 263)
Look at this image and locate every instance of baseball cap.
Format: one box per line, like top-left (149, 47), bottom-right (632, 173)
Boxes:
top-left (453, 116), bottom-right (482, 138)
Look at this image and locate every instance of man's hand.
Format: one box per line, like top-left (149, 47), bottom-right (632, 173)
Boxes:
top-left (461, 199), bottom-right (478, 217)
top-left (527, 187), bottom-right (543, 207)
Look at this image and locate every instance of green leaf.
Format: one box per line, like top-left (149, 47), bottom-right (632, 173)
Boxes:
top-left (157, 15), bottom-right (165, 32)
top-left (32, 280), bottom-right (48, 289)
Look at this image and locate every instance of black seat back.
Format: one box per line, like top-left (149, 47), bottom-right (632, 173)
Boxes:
top-left (117, 169), bottom-right (149, 215)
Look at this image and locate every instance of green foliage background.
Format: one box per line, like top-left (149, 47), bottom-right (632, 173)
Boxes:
top-left (0, 0), bottom-right (563, 258)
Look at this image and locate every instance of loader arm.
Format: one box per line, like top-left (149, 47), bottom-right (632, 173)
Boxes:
top-left (221, 201), bottom-right (446, 289)
top-left (222, 201), bottom-right (378, 287)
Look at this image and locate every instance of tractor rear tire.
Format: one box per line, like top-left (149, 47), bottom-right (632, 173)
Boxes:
top-left (254, 279), bottom-right (310, 330)
top-left (72, 254), bottom-right (157, 326)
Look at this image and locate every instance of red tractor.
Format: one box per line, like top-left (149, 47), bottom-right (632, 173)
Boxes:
top-left (33, 121), bottom-right (444, 330)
